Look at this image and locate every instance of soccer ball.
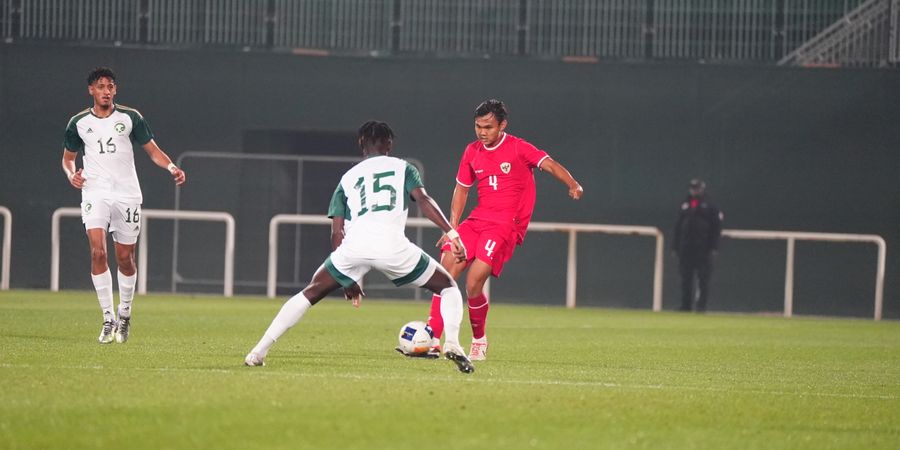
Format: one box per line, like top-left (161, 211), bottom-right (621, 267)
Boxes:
top-left (397, 321), bottom-right (433, 355)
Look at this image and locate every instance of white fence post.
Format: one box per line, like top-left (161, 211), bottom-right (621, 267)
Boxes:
top-left (784, 237), bottom-right (795, 318)
top-left (0, 206), bottom-right (11, 290)
top-left (566, 230), bottom-right (577, 308)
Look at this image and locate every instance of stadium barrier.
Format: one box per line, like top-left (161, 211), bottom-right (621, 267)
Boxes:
top-left (267, 214), bottom-right (666, 310)
top-left (5, 0), bottom-right (895, 66)
top-left (722, 229), bottom-right (886, 321)
top-left (0, 206), bottom-right (10, 290)
top-left (51, 207), bottom-right (236, 296)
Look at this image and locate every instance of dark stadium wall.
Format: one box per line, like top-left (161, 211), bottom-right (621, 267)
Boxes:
top-left (1, 43), bottom-right (898, 318)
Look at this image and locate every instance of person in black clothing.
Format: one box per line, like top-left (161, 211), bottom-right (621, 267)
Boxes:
top-left (672, 179), bottom-right (723, 312)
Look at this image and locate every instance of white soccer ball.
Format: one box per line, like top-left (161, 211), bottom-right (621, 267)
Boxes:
top-left (397, 321), bottom-right (433, 355)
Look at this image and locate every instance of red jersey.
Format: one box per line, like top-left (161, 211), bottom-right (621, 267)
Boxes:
top-left (455, 133), bottom-right (550, 243)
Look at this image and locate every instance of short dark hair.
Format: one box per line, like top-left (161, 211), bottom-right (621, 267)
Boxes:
top-left (357, 120), bottom-right (395, 150)
top-left (87, 67), bottom-right (116, 85)
top-left (474, 99), bottom-right (508, 123)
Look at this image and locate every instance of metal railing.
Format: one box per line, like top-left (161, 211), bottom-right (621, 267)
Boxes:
top-left (147, 0), bottom-right (267, 46)
top-left (266, 214), bottom-right (665, 312)
top-left (526, 0), bottom-right (646, 58)
top-left (0, 206), bottom-right (10, 291)
top-left (275, 0), bottom-right (391, 51)
top-left (653, 0), bottom-right (777, 61)
top-left (19, 0), bottom-right (139, 42)
top-left (399, 0), bottom-right (519, 55)
top-left (722, 229), bottom-right (886, 321)
top-left (51, 207), bottom-right (236, 296)
top-left (780, 0), bottom-right (893, 66)
top-left (1, 0), bottom-right (11, 39)
top-left (3, 0), bottom-right (897, 66)
top-left (890, 0), bottom-right (900, 62)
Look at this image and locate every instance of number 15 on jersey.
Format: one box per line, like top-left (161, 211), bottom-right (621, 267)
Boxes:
top-left (352, 171), bottom-right (397, 216)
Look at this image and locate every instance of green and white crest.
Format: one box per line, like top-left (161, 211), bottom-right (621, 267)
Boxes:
top-left (114, 122), bottom-right (126, 134)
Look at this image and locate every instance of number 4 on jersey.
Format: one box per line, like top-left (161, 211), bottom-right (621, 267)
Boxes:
top-left (488, 175), bottom-right (499, 190)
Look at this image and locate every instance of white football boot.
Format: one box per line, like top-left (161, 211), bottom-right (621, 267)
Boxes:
top-left (469, 336), bottom-right (488, 361)
top-left (98, 320), bottom-right (116, 344)
top-left (244, 352), bottom-right (265, 367)
top-left (115, 317), bottom-right (131, 343)
top-left (443, 342), bottom-right (475, 374)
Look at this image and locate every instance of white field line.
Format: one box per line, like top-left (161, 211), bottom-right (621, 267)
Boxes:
top-left (0, 363), bottom-right (896, 401)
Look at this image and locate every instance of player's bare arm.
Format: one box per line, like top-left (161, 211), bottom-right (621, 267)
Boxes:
top-left (538, 158), bottom-right (583, 200)
top-left (436, 183), bottom-right (471, 248)
top-left (61, 149), bottom-right (85, 189)
top-left (142, 140), bottom-right (186, 185)
top-left (411, 187), bottom-right (467, 262)
top-left (330, 216), bottom-right (346, 251)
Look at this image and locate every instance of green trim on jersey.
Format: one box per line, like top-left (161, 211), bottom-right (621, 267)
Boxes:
top-left (63, 109), bottom-right (91, 153)
top-left (117, 105), bottom-right (154, 145)
top-left (324, 256), bottom-right (356, 288)
top-left (403, 162), bottom-right (424, 211)
top-left (391, 252), bottom-right (430, 286)
top-left (327, 184), bottom-right (350, 219)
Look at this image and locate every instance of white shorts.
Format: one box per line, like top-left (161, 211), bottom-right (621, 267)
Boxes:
top-left (81, 197), bottom-right (142, 245)
top-left (324, 241), bottom-right (439, 288)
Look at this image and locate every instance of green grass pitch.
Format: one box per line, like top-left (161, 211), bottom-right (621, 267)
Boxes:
top-left (1, 290), bottom-right (898, 449)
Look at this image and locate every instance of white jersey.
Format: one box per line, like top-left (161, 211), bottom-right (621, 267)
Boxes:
top-left (328, 155), bottom-right (424, 257)
top-left (63, 104), bottom-right (154, 203)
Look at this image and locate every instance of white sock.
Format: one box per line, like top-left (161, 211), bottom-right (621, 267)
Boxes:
top-left (439, 286), bottom-right (464, 348)
top-left (117, 270), bottom-right (136, 319)
top-left (251, 292), bottom-right (313, 358)
top-left (91, 269), bottom-right (115, 323)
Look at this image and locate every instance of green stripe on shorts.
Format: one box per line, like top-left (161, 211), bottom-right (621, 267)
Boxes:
top-left (324, 256), bottom-right (355, 288)
top-left (391, 252), bottom-right (430, 286)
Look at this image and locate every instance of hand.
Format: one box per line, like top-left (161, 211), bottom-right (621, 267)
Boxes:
top-left (169, 166), bottom-right (186, 186)
top-left (568, 184), bottom-right (583, 200)
top-left (435, 233), bottom-right (448, 248)
top-left (68, 168), bottom-right (85, 189)
top-left (343, 284), bottom-right (365, 308)
top-left (450, 237), bottom-right (467, 263)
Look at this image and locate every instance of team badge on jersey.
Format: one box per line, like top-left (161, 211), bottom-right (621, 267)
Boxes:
top-left (114, 122), bottom-right (126, 134)
top-left (83, 202), bottom-right (93, 214)
top-left (500, 162), bottom-right (511, 174)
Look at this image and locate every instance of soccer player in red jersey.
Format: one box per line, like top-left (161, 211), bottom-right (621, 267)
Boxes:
top-left (428, 99), bottom-right (583, 360)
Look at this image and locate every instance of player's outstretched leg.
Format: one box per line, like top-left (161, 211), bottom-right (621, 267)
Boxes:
top-left (439, 287), bottom-right (474, 374)
top-left (245, 292), bottom-right (313, 366)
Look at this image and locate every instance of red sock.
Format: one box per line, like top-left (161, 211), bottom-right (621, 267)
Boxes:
top-left (427, 294), bottom-right (444, 339)
top-left (467, 293), bottom-right (489, 339)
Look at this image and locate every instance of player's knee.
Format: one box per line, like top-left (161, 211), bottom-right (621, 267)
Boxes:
top-left (465, 283), bottom-right (485, 298)
top-left (90, 247), bottom-right (107, 264)
top-left (301, 283), bottom-right (328, 304)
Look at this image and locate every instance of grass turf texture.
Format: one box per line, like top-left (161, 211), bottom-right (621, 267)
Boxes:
top-left (1, 291), bottom-right (898, 449)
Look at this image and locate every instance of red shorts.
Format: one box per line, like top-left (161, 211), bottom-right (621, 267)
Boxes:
top-left (441, 219), bottom-right (517, 277)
